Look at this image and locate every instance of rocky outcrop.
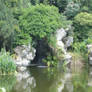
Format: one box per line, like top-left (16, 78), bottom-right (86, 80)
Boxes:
top-left (87, 44), bottom-right (92, 65)
top-left (14, 44), bottom-right (36, 67)
top-left (56, 27), bottom-right (73, 65)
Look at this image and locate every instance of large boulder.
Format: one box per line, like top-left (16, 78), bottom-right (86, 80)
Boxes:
top-left (14, 44), bottom-right (36, 66)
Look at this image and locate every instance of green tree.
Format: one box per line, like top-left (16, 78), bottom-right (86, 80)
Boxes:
top-left (0, 0), bottom-right (17, 49)
top-left (19, 4), bottom-right (62, 41)
top-left (74, 12), bottom-right (92, 41)
top-left (64, 2), bottom-right (80, 19)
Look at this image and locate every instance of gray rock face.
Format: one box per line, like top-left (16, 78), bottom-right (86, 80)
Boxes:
top-left (14, 44), bottom-right (36, 66)
top-left (87, 44), bottom-right (92, 65)
top-left (56, 28), bottom-right (67, 54)
top-left (56, 28), bottom-right (67, 41)
top-left (56, 27), bottom-right (73, 65)
top-left (64, 36), bottom-right (73, 49)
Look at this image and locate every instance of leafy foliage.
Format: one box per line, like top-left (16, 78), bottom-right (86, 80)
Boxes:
top-left (64, 2), bottom-right (80, 19)
top-left (0, 49), bottom-right (16, 74)
top-left (42, 54), bottom-right (58, 67)
top-left (14, 32), bottom-right (32, 46)
top-left (30, 0), bottom-right (68, 12)
top-left (19, 4), bottom-right (62, 40)
top-left (74, 12), bottom-right (92, 41)
top-left (0, 0), bottom-right (18, 49)
top-left (0, 75), bottom-right (16, 91)
top-left (72, 42), bottom-right (86, 53)
top-left (74, 12), bottom-right (92, 26)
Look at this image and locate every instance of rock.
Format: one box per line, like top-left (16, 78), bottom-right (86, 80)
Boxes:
top-left (56, 28), bottom-right (73, 66)
top-left (87, 44), bottom-right (92, 65)
top-left (89, 57), bottom-right (92, 65)
top-left (14, 44), bottom-right (36, 67)
top-left (17, 66), bottom-right (27, 72)
top-left (56, 28), bottom-right (67, 54)
top-left (64, 53), bottom-right (72, 64)
top-left (56, 28), bottom-right (67, 41)
top-left (64, 36), bottom-right (73, 49)
top-left (88, 67), bottom-right (92, 86)
top-left (57, 41), bottom-right (64, 47)
top-left (87, 44), bottom-right (92, 51)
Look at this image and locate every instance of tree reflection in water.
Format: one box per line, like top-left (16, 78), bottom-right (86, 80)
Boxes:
top-left (0, 75), bottom-right (16, 92)
top-left (1, 66), bottom-right (92, 92)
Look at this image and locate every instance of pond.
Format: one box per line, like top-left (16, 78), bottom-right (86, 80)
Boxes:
top-left (0, 66), bottom-right (92, 92)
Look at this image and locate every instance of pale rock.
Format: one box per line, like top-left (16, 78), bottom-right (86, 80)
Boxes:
top-left (56, 28), bottom-right (67, 41)
top-left (87, 44), bottom-right (92, 65)
top-left (56, 28), bottom-right (72, 65)
top-left (64, 36), bottom-right (73, 48)
top-left (14, 44), bottom-right (36, 67)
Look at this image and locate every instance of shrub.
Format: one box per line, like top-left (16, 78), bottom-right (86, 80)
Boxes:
top-left (14, 31), bottom-right (32, 46)
top-left (74, 12), bottom-right (92, 26)
top-left (0, 49), bottom-right (16, 74)
top-left (72, 42), bottom-right (86, 53)
top-left (42, 54), bottom-right (58, 67)
top-left (74, 12), bottom-right (92, 41)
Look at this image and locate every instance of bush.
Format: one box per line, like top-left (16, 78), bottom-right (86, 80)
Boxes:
top-left (74, 12), bottom-right (92, 41)
top-left (74, 12), bottom-right (92, 26)
top-left (0, 49), bottom-right (16, 74)
top-left (14, 31), bottom-right (32, 46)
top-left (72, 42), bottom-right (86, 53)
top-left (42, 54), bottom-right (58, 67)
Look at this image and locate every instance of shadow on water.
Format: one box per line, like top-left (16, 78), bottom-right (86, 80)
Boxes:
top-left (1, 66), bottom-right (92, 92)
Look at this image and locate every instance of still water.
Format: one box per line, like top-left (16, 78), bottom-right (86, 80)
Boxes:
top-left (0, 66), bottom-right (92, 92)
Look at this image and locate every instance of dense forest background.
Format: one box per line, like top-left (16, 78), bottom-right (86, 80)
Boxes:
top-left (0, 0), bottom-right (92, 51)
top-left (0, 0), bottom-right (92, 73)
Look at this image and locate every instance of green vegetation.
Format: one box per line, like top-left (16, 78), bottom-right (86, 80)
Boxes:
top-left (0, 0), bottom-right (92, 69)
top-left (0, 0), bottom-right (18, 49)
top-left (19, 4), bottom-right (62, 40)
top-left (0, 49), bottom-right (16, 74)
top-left (72, 12), bottom-right (92, 54)
top-left (64, 2), bottom-right (80, 19)
top-left (0, 75), bottom-right (16, 92)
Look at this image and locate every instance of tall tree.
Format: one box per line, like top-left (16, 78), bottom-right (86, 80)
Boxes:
top-left (0, 0), bottom-right (17, 50)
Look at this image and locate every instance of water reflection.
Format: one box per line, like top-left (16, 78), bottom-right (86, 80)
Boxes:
top-left (12, 70), bottom-right (36, 92)
top-left (0, 75), bottom-right (16, 92)
top-left (1, 66), bottom-right (92, 92)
